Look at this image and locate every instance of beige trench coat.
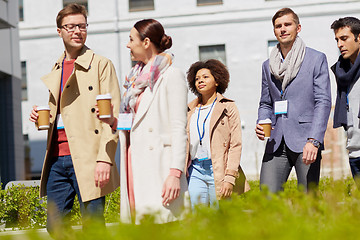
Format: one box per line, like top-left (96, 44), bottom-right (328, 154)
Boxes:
top-left (186, 93), bottom-right (250, 199)
top-left (39, 46), bottom-right (120, 202)
top-left (119, 66), bottom-right (190, 224)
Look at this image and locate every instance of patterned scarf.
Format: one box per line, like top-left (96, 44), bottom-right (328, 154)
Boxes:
top-left (269, 36), bottom-right (306, 91)
top-left (120, 52), bottom-right (174, 113)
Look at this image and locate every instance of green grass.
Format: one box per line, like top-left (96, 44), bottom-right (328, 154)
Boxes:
top-left (12, 177), bottom-right (360, 240)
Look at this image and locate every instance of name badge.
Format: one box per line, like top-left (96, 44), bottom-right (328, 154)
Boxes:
top-left (57, 114), bottom-right (65, 130)
top-left (117, 113), bottom-right (133, 130)
top-left (197, 145), bottom-right (209, 161)
top-left (274, 100), bottom-right (288, 115)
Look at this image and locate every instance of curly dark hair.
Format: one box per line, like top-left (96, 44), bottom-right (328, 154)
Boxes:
top-left (187, 59), bottom-right (229, 97)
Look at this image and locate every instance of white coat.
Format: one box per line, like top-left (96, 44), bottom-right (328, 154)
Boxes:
top-left (119, 66), bottom-right (190, 224)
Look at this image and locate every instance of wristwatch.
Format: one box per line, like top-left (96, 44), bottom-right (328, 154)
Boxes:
top-left (307, 139), bottom-right (320, 148)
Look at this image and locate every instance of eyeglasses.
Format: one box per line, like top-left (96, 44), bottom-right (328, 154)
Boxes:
top-left (61, 23), bottom-right (88, 32)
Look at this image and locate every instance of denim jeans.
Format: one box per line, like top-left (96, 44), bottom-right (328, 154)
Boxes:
top-left (349, 157), bottom-right (360, 179)
top-left (46, 155), bottom-right (105, 234)
top-left (187, 159), bottom-right (218, 208)
top-left (260, 140), bottom-right (321, 193)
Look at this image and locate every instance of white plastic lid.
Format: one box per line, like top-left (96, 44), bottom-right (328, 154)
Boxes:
top-left (37, 106), bottom-right (50, 111)
top-left (258, 118), bottom-right (272, 124)
top-left (96, 93), bottom-right (112, 100)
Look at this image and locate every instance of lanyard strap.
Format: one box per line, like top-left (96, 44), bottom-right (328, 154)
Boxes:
top-left (196, 97), bottom-right (217, 145)
top-left (60, 57), bottom-right (65, 93)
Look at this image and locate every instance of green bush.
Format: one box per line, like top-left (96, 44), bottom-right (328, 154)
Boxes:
top-left (2, 178), bottom-right (360, 240)
top-left (0, 186), bottom-right (120, 229)
top-left (0, 185), bottom-right (46, 229)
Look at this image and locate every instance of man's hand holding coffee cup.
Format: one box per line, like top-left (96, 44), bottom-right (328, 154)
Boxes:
top-left (30, 105), bottom-right (51, 130)
top-left (255, 124), bottom-right (266, 140)
top-left (96, 104), bottom-right (115, 126)
top-left (256, 119), bottom-right (273, 140)
top-left (29, 105), bottom-right (39, 123)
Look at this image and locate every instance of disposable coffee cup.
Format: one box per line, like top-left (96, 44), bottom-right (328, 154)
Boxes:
top-left (259, 119), bottom-right (272, 138)
top-left (37, 106), bottom-right (50, 130)
top-left (96, 93), bottom-right (112, 119)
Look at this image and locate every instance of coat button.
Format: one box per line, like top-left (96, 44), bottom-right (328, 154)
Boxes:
top-left (94, 129), bottom-right (99, 134)
top-left (88, 86), bottom-right (93, 91)
top-left (91, 108), bottom-right (95, 113)
top-left (149, 146), bottom-right (153, 150)
top-left (66, 85), bottom-right (70, 88)
top-left (221, 120), bottom-right (225, 125)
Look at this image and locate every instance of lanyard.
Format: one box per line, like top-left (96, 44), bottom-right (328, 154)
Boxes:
top-left (197, 97), bottom-right (217, 145)
top-left (60, 57), bottom-right (65, 93)
top-left (280, 89), bottom-right (285, 99)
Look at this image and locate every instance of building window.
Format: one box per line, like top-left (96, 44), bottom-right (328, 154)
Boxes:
top-left (129, 0), bottom-right (154, 12)
top-left (21, 61), bottom-right (27, 101)
top-left (199, 44), bottom-right (226, 65)
top-left (19, 0), bottom-right (24, 21)
top-left (23, 134), bottom-right (31, 179)
top-left (63, 0), bottom-right (88, 12)
top-left (267, 40), bottom-right (278, 58)
top-left (197, 0), bottom-right (223, 6)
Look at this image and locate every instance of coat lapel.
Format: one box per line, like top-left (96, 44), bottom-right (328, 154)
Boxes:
top-left (209, 93), bottom-right (228, 140)
top-left (41, 59), bottom-right (63, 107)
top-left (61, 47), bottom-right (93, 108)
top-left (187, 93), bottom-right (229, 140)
top-left (131, 74), bottom-right (164, 129)
top-left (41, 46), bottom-right (93, 108)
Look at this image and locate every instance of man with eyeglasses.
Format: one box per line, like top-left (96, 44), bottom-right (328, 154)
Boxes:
top-left (29, 3), bottom-right (120, 235)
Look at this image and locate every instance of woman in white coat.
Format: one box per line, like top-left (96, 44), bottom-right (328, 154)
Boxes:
top-left (101, 19), bottom-right (189, 223)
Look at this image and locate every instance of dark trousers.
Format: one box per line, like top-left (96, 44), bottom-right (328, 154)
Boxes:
top-left (46, 155), bottom-right (105, 235)
top-left (349, 157), bottom-right (360, 180)
top-left (260, 140), bottom-right (321, 192)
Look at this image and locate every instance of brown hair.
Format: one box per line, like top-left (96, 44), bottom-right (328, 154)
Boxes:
top-left (56, 3), bottom-right (87, 28)
top-left (272, 8), bottom-right (300, 26)
top-left (134, 19), bottom-right (172, 52)
top-left (187, 59), bottom-right (230, 97)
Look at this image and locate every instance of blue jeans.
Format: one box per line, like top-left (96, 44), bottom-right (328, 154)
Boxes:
top-left (46, 155), bottom-right (105, 234)
top-left (187, 159), bottom-right (218, 208)
top-left (349, 157), bottom-right (360, 179)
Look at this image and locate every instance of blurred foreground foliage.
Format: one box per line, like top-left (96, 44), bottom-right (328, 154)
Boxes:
top-left (1, 177), bottom-right (360, 240)
top-left (0, 186), bottom-right (120, 229)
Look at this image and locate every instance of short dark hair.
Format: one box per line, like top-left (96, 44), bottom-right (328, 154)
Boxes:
top-left (272, 8), bottom-right (300, 26)
top-left (56, 3), bottom-right (87, 28)
top-left (187, 59), bottom-right (229, 97)
top-left (331, 17), bottom-right (360, 40)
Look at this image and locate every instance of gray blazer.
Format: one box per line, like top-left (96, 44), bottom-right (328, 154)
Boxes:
top-left (258, 47), bottom-right (331, 153)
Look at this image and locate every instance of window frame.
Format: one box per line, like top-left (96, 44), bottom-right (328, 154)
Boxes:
top-left (197, 0), bottom-right (223, 6)
top-left (129, 0), bottom-right (155, 12)
top-left (63, 0), bottom-right (89, 13)
top-left (198, 44), bottom-right (227, 65)
top-left (21, 61), bottom-right (27, 101)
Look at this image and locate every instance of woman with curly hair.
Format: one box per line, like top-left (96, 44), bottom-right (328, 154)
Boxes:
top-left (186, 59), bottom-right (250, 208)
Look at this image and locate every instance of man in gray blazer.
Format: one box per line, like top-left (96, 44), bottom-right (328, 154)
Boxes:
top-left (255, 8), bottom-right (331, 192)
